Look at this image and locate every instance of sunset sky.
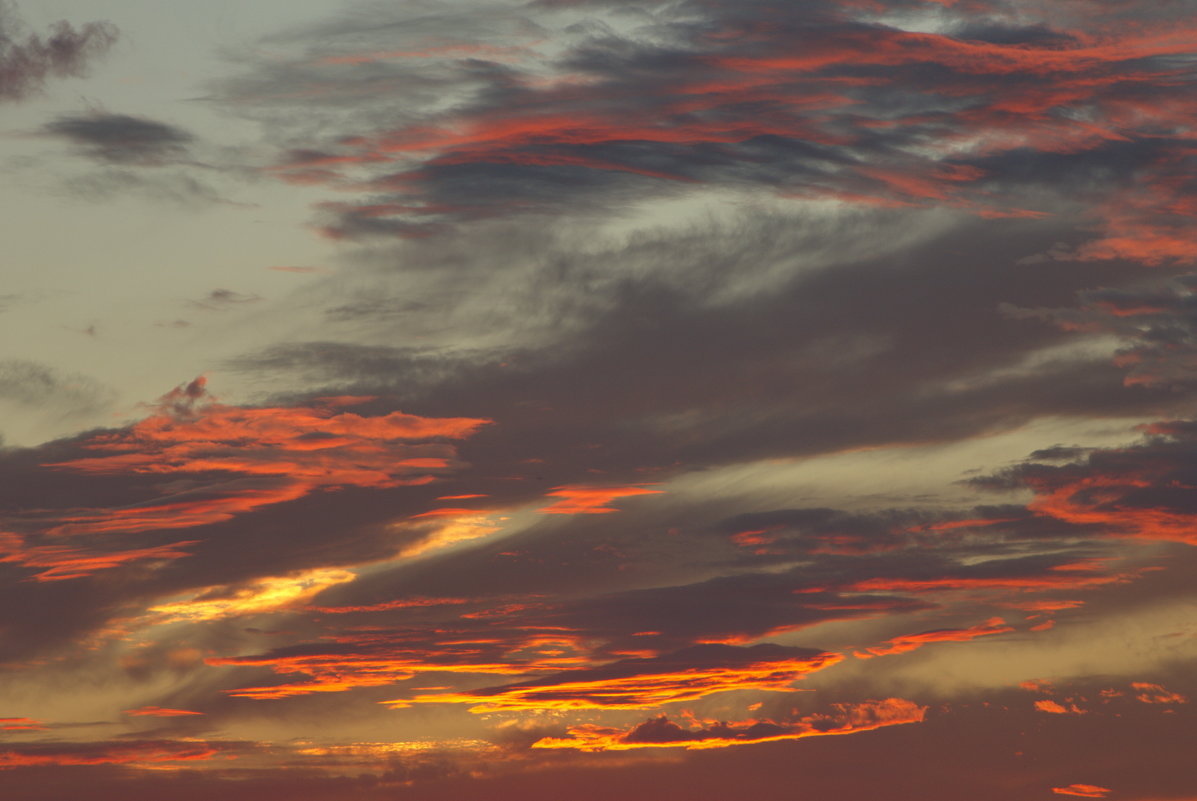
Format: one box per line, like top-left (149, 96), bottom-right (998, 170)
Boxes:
top-left (2, 0), bottom-right (1196, 798)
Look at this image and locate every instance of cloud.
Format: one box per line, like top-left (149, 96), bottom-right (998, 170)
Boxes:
top-left (531, 697), bottom-right (927, 751)
top-left (122, 707), bottom-right (203, 718)
top-left (977, 420), bottom-right (1197, 545)
top-left (1052, 785), bottom-right (1112, 799)
top-left (854, 617), bottom-right (1014, 659)
top-left (187, 289), bottom-right (262, 311)
top-left (539, 484), bottom-right (663, 514)
top-left (1131, 682), bottom-right (1187, 705)
top-left (0, 739), bottom-right (231, 769)
top-left (199, 0), bottom-right (1197, 264)
top-left (0, 1), bottom-right (117, 102)
top-left (37, 377), bottom-right (489, 540)
top-left (0, 378), bottom-right (497, 667)
top-left (6, 2), bottom-right (1197, 795)
top-left (42, 113), bottom-right (194, 166)
top-left (0, 359), bottom-right (114, 418)
top-left (0, 718), bottom-right (45, 731)
top-left (393, 643), bottom-right (842, 712)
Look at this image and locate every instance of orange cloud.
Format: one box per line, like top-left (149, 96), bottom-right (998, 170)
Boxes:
top-left (209, 627), bottom-right (591, 700)
top-left (532, 698), bottom-right (926, 751)
top-left (540, 485), bottom-right (663, 515)
top-left (392, 644), bottom-right (842, 713)
top-left (123, 707), bottom-right (203, 717)
top-left (0, 718), bottom-right (46, 732)
top-left (1035, 699), bottom-right (1086, 715)
top-left (147, 568), bottom-right (355, 624)
top-left (1132, 682), bottom-right (1188, 705)
top-left (854, 617), bottom-right (1013, 658)
top-left (1053, 785), bottom-right (1111, 798)
top-left (0, 740), bottom-right (224, 769)
top-left (1026, 476), bottom-right (1197, 547)
top-left (4, 380), bottom-right (492, 581)
top-left (0, 534), bottom-right (197, 582)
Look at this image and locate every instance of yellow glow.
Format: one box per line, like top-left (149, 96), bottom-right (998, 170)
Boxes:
top-left (149, 568), bottom-right (356, 623)
top-left (397, 515), bottom-right (501, 558)
top-left (296, 739), bottom-right (497, 757)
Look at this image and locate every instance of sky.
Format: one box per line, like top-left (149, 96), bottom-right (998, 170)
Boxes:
top-left (1, 0), bottom-right (1195, 798)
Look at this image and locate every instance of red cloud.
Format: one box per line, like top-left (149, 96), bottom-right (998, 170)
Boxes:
top-left (540, 485), bottom-right (663, 514)
top-left (0, 534), bottom-right (196, 582)
top-left (532, 698), bottom-right (926, 751)
top-left (854, 617), bottom-right (1013, 659)
top-left (394, 644), bottom-right (842, 712)
top-left (1035, 699), bottom-right (1086, 715)
top-left (1052, 785), bottom-right (1112, 798)
top-left (123, 706), bottom-right (203, 717)
top-left (1131, 682), bottom-right (1188, 705)
top-left (208, 626), bottom-right (592, 700)
top-left (0, 718), bottom-right (46, 732)
top-left (3, 380), bottom-right (491, 581)
top-left (0, 740), bottom-right (224, 769)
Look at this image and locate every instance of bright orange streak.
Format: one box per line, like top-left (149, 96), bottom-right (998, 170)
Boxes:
top-left (999, 600), bottom-right (1085, 612)
top-left (540, 485), bottom-right (663, 515)
top-left (1052, 785), bottom-right (1112, 798)
top-left (0, 718), bottom-right (46, 731)
top-left (148, 568), bottom-right (356, 624)
top-left (532, 698), bottom-right (926, 752)
top-left (0, 534), bottom-right (197, 582)
top-left (0, 741), bottom-right (221, 769)
top-left (208, 631), bottom-right (591, 699)
top-left (393, 651), bottom-right (843, 712)
top-left (855, 617), bottom-right (1013, 659)
top-left (123, 707), bottom-right (203, 717)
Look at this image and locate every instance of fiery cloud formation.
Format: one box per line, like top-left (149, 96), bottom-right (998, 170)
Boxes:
top-left (533, 698), bottom-right (927, 751)
top-left (4, 0), bottom-right (1197, 798)
top-left (396, 644), bottom-right (842, 712)
top-left (540, 485), bottom-right (664, 515)
top-left (854, 617), bottom-right (1014, 658)
top-left (0, 740), bottom-right (224, 769)
top-left (122, 707), bottom-right (203, 718)
top-left (1053, 786), bottom-right (1112, 799)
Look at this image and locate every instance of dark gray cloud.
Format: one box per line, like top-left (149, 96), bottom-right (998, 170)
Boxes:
top-left (43, 114), bottom-right (194, 166)
top-left (187, 289), bottom-right (262, 311)
top-left (234, 213), bottom-right (1171, 494)
top-left (0, 359), bottom-right (115, 419)
top-left (0, 1), bottom-right (117, 102)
